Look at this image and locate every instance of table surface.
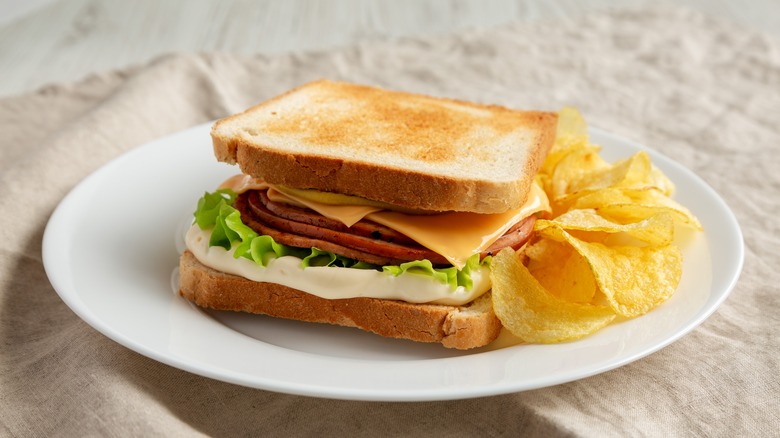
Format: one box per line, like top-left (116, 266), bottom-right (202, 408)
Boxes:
top-left (1, 0), bottom-right (779, 98)
top-left (2, 2), bottom-right (778, 436)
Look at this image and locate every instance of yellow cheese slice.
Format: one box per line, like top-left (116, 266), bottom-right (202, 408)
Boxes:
top-left (367, 184), bottom-right (548, 268)
top-left (269, 187), bottom-right (382, 227)
top-left (219, 174), bottom-right (550, 269)
top-left (220, 175), bottom-right (381, 227)
top-left (268, 181), bottom-right (550, 269)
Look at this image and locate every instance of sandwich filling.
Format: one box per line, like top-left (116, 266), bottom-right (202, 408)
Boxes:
top-left (184, 175), bottom-right (550, 305)
top-left (185, 227), bottom-right (492, 305)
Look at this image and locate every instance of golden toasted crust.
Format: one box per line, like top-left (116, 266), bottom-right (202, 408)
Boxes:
top-left (212, 80), bottom-right (557, 214)
top-left (178, 250), bottom-right (502, 349)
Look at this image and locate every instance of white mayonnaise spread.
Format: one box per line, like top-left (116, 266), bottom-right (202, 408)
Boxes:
top-left (185, 225), bottom-right (491, 305)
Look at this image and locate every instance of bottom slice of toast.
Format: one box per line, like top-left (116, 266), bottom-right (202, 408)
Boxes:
top-left (178, 250), bottom-right (502, 349)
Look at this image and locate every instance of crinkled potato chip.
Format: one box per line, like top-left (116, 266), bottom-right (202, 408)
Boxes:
top-left (554, 151), bottom-right (675, 206)
top-left (525, 239), bottom-right (598, 303)
top-left (538, 226), bottom-right (683, 318)
top-left (524, 237), bottom-right (569, 264)
top-left (556, 106), bottom-right (589, 144)
top-left (572, 188), bottom-right (703, 230)
top-left (551, 146), bottom-right (610, 200)
top-left (539, 107), bottom-right (592, 190)
top-left (566, 151), bottom-right (653, 195)
top-left (649, 165), bottom-right (675, 196)
top-left (491, 107), bottom-right (700, 345)
top-left (491, 248), bottom-right (616, 343)
top-left (535, 209), bottom-right (675, 247)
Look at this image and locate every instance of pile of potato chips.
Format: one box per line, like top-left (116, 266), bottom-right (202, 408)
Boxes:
top-left (491, 108), bottom-right (702, 343)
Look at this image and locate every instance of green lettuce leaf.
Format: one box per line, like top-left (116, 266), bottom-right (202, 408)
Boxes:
top-left (195, 189), bottom-right (236, 229)
top-left (381, 253), bottom-right (488, 290)
top-left (192, 189), bottom-right (489, 290)
top-left (250, 235), bottom-right (298, 266)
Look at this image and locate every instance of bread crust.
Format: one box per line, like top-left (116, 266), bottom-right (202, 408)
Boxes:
top-left (211, 80), bottom-right (557, 214)
top-left (178, 250), bottom-right (502, 349)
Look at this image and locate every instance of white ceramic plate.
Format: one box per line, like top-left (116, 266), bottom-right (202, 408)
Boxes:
top-left (42, 123), bottom-right (743, 401)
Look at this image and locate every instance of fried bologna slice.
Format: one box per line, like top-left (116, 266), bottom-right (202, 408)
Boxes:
top-left (178, 251), bottom-right (502, 349)
top-left (211, 79), bottom-right (557, 214)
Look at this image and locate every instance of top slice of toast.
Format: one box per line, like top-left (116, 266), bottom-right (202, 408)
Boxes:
top-left (211, 80), bottom-right (557, 214)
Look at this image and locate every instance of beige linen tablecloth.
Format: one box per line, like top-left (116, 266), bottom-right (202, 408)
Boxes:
top-left (1, 6), bottom-right (778, 436)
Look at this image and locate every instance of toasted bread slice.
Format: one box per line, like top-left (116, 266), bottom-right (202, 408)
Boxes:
top-left (212, 80), bottom-right (557, 214)
top-left (179, 250), bottom-right (502, 349)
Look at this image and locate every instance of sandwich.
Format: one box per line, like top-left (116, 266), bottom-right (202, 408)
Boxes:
top-left (178, 79), bottom-right (558, 349)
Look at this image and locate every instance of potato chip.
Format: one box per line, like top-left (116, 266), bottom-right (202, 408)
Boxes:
top-left (491, 248), bottom-right (616, 343)
top-left (539, 107), bottom-right (592, 190)
top-left (569, 151), bottom-right (652, 193)
top-left (525, 239), bottom-right (598, 303)
top-left (649, 165), bottom-right (675, 196)
top-left (523, 236), bottom-right (568, 263)
top-left (556, 107), bottom-right (589, 145)
top-left (538, 226), bottom-right (683, 318)
top-left (535, 209), bottom-right (675, 247)
top-left (555, 151), bottom-right (673, 205)
top-left (572, 188), bottom-right (703, 230)
top-left (490, 107), bottom-right (700, 345)
top-left (550, 146), bottom-right (611, 201)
